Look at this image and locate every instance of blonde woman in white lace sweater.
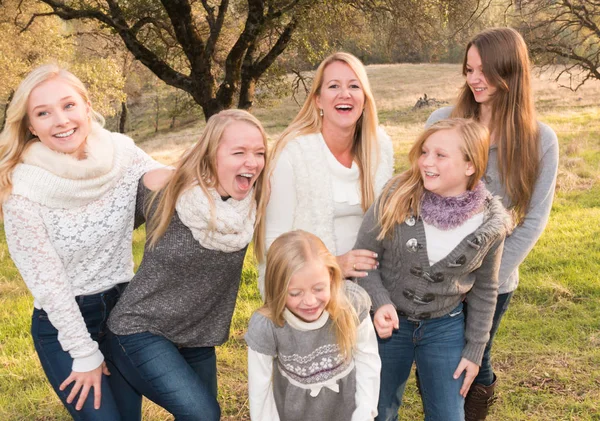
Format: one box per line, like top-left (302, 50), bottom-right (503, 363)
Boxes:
top-left (0, 64), bottom-right (158, 421)
top-left (261, 52), bottom-right (394, 296)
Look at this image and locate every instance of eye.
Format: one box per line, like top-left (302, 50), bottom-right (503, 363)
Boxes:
top-left (37, 111), bottom-right (48, 117)
top-left (420, 149), bottom-right (427, 155)
top-left (288, 291), bottom-right (301, 298)
top-left (256, 152), bottom-right (265, 157)
top-left (350, 83), bottom-right (361, 89)
top-left (328, 84), bottom-right (339, 89)
top-left (65, 102), bottom-right (76, 109)
top-left (437, 153), bottom-right (446, 158)
top-left (466, 68), bottom-right (473, 74)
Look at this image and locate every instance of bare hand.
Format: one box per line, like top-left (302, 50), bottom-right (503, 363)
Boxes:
top-left (336, 249), bottom-right (379, 278)
top-left (59, 362), bottom-right (110, 410)
top-left (373, 304), bottom-right (399, 339)
top-left (453, 357), bottom-right (479, 397)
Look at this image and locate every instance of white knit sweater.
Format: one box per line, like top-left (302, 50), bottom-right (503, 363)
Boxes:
top-left (3, 124), bottom-right (159, 372)
top-left (260, 127), bottom-right (394, 296)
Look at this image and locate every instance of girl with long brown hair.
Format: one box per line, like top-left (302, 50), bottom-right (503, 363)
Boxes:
top-left (245, 230), bottom-right (380, 420)
top-left (426, 27), bottom-right (559, 419)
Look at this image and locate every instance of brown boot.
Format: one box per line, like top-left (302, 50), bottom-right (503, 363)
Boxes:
top-left (464, 375), bottom-right (497, 421)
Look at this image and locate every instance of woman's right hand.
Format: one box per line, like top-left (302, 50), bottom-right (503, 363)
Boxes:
top-left (59, 362), bottom-right (110, 410)
top-left (373, 304), bottom-right (399, 338)
top-left (336, 249), bottom-right (379, 278)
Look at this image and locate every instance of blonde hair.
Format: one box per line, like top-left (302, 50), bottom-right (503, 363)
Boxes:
top-left (377, 118), bottom-right (489, 240)
top-left (145, 109), bottom-right (269, 260)
top-left (260, 230), bottom-right (359, 361)
top-left (0, 64), bottom-right (104, 207)
top-left (270, 52), bottom-right (380, 213)
top-left (452, 27), bottom-right (539, 223)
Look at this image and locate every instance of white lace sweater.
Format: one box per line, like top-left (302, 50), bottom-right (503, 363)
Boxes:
top-left (3, 124), bottom-right (159, 372)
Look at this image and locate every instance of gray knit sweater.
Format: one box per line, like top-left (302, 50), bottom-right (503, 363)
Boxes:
top-left (354, 190), bottom-right (512, 364)
top-left (108, 179), bottom-right (248, 347)
top-left (426, 107), bottom-right (559, 294)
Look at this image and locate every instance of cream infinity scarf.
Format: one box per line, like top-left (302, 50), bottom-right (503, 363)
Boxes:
top-left (175, 185), bottom-right (256, 252)
top-left (11, 123), bottom-right (135, 208)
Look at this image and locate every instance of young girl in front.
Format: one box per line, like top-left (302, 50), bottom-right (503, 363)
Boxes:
top-left (245, 230), bottom-right (381, 421)
top-left (354, 118), bottom-right (512, 421)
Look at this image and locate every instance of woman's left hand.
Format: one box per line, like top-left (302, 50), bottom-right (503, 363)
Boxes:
top-left (336, 249), bottom-right (379, 278)
top-left (453, 357), bottom-right (480, 397)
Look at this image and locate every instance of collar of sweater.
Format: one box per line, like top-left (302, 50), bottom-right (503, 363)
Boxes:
top-left (11, 123), bottom-right (136, 209)
top-left (283, 308), bottom-right (330, 331)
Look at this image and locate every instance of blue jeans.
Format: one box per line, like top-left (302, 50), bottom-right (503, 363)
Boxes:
top-left (376, 303), bottom-right (465, 421)
top-left (31, 284), bottom-right (142, 421)
top-left (109, 331), bottom-right (220, 421)
top-left (469, 291), bottom-right (513, 386)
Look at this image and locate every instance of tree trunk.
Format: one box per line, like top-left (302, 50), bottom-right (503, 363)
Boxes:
top-left (1, 91), bottom-right (14, 132)
top-left (119, 101), bottom-right (128, 133)
top-left (238, 75), bottom-right (256, 110)
top-left (154, 94), bottom-right (160, 133)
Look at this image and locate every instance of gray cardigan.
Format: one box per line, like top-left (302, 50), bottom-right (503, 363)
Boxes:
top-left (354, 190), bottom-right (512, 364)
top-left (108, 179), bottom-right (248, 347)
top-left (426, 107), bottom-right (559, 294)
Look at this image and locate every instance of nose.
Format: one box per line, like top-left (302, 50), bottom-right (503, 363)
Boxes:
top-left (53, 109), bottom-right (69, 126)
top-left (245, 153), bottom-right (258, 169)
top-left (339, 86), bottom-right (351, 98)
top-left (421, 153), bottom-right (434, 166)
top-left (303, 293), bottom-right (317, 306)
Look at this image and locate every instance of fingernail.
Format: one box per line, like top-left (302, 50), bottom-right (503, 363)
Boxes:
top-left (373, 252), bottom-right (378, 257)
top-left (363, 272), bottom-right (368, 276)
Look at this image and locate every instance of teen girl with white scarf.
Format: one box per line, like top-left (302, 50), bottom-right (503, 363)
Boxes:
top-left (107, 109), bottom-right (269, 420)
top-left (0, 64), bottom-right (159, 420)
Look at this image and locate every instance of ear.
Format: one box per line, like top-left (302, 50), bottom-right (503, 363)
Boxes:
top-left (29, 126), bottom-right (36, 137)
top-left (465, 162), bottom-right (475, 177)
top-left (315, 94), bottom-right (322, 111)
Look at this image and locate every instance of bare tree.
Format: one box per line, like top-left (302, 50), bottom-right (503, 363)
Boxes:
top-left (31, 0), bottom-right (307, 119)
top-left (518, 0), bottom-right (600, 90)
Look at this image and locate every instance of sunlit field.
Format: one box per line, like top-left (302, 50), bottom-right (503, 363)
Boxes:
top-left (1, 63), bottom-right (599, 420)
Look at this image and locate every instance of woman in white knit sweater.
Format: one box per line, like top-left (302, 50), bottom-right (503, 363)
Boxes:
top-left (262, 52), bottom-right (394, 295)
top-left (0, 64), bottom-right (158, 420)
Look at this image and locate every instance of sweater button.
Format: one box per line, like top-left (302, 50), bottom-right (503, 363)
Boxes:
top-left (406, 238), bottom-right (418, 252)
top-left (405, 216), bottom-right (416, 226)
top-left (431, 272), bottom-right (444, 283)
top-left (403, 289), bottom-right (415, 300)
top-left (414, 293), bottom-right (435, 305)
top-left (410, 266), bottom-right (423, 277)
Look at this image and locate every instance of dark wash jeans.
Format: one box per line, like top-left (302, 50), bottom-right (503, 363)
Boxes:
top-left (109, 330), bottom-right (220, 421)
top-left (376, 303), bottom-right (466, 421)
top-left (466, 291), bottom-right (514, 386)
top-left (31, 284), bottom-right (142, 421)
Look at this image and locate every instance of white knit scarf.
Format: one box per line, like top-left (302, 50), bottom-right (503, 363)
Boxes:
top-left (11, 123), bottom-right (135, 208)
top-left (175, 185), bottom-right (256, 252)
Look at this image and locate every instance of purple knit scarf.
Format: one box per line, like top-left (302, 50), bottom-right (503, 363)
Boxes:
top-left (420, 181), bottom-right (487, 230)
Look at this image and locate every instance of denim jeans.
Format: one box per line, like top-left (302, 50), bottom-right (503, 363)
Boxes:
top-left (109, 330), bottom-right (220, 421)
top-left (376, 303), bottom-right (465, 421)
top-left (31, 284), bottom-right (142, 421)
top-left (468, 291), bottom-right (514, 386)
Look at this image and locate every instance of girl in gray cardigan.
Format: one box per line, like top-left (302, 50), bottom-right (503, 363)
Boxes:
top-left (354, 119), bottom-right (512, 421)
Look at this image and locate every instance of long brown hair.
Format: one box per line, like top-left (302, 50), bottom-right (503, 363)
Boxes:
top-left (260, 230), bottom-right (359, 361)
top-left (146, 109), bottom-right (269, 259)
top-left (452, 27), bottom-right (539, 223)
top-left (270, 52), bottom-right (380, 213)
top-left (377, 118), bottom-right (489, 240)
top-left (0, 64), bottom-right (104, 209)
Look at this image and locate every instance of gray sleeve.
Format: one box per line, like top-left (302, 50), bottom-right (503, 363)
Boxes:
top-left (463, 236), bottom-right (504, 365)
top-left (498, 123), bottom-right (559, 282)
top-left (425, 106), bottom-right (454, 128)
top-left (244, 312), bottom-right (278, 357)
top-left (353, 202), bottom-right (394, 311)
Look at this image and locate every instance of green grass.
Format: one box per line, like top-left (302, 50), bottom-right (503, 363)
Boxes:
top-left (2, 63), bottom-right (600, 420)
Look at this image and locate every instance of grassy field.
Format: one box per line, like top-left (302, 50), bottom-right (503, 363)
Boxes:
top-left (1, 63), bottom-right (599, 420)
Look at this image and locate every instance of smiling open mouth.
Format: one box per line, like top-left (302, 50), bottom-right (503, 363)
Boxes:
top-left (54, 128), bottom-right (76, 138)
